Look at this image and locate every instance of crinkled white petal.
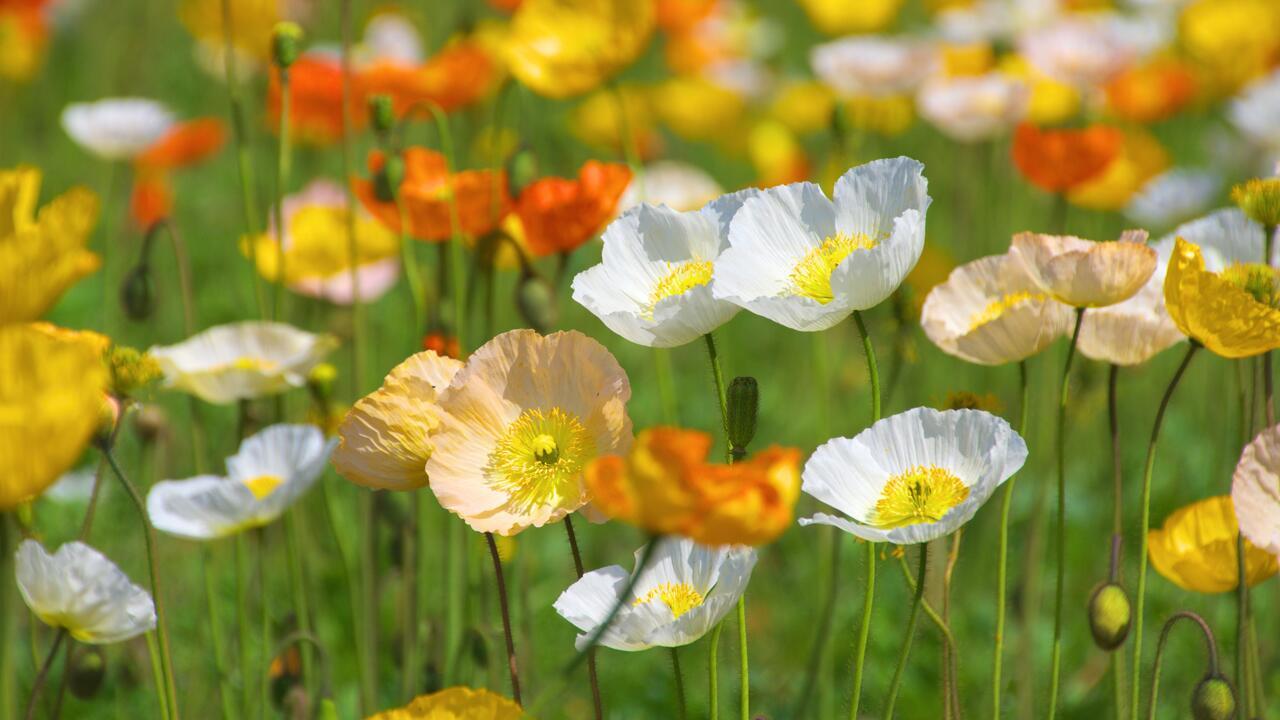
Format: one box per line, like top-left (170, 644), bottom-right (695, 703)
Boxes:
top-left (1078, 279), bottom-right (1185, 365)
top-left (15, 540), bottom-right (156, 644)
top-left (1232, 426), bottom-right (1280, 557)
top-left (1155, 208), bottom-right (1269, 273)
top-left (61, 98), bottom-right (174, 160)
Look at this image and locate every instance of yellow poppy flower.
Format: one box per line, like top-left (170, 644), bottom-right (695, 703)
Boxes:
top-left (998, 54), bottom-right (1080, 125)
top-left (1148, 495), bottom-right (1278, 594)
top-left (179, 0), bottom-right (279, 65)
top-left (1164, 237), bottom-right (1280, 359)
top-left (0, 323), bottom-right (110, 510)
top-left (365, 686), bottom-right (524, 719)
top-left (0, 166), bottom-right (100, 326)
top-left (651, 76), bottom-right (746, 142)
top-left (504, 0), bottom-right (655, 99)
top-left (1179, 0), bottom-right (1280, 95)
top-left (796, 0), bottom-right (903, 35)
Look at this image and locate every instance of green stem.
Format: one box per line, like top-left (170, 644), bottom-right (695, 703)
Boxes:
top-left (234, 535), bottom-right (253, 717)
top-left (992, 360), bottom-right (1029, 719)
top-left (737, 596), bottom-right (749, 720)
top-left (317, 476), bottom-right (367, 709)
top-left (338, 0), bottom-right (368, 402)
top-left (884, 544), bottom-right (929, 720)
top-left (1129, 344), bottom-right (1199, 720)
top-left (396, 196), bottom-right (427, 339)
top-left (1048, 308), bottom-right (1086, 720)
top-left (22, 629), bottom-right (65, 720)
top-left (257, 531), bottom-right (270, 719)
top-left (204, 547), bottom-right (236, 720)
top-left (709, 621), bottom-right (724, 720)
top-left (271, 67), bottom-right (291, 321)
top-left (671, 647), bottom-right (687, 720)
top-left (420, 102), bottom-right (468, 354)
top-left (1144, 611), bottom-right (1219, 720)
top-left (895, 554), bottom-right (957, 652)
top-left (402, 492), bottom-right (419, 701)
top-left (564, 517), bottom-right (603, 720)
top-left (357, 491), bottom-right (377, 705)
top-left (849, 309), bottom-right (881, 720)
top-left (853, 311), bottom-right (880, 421)
top-left (654, 348), bottom-right (679, 424)
top-left (1236, 532), bottom-right (1252, 716)
top-left (144, 632), bottom-right (170, 720)
top-left (485, 533), bottom-right (522, 704)
top-left (219, 0), bottom-right (266, 318)
top-left (283, 512), bottom-right (314, 702)
top-left (0, 514), bottom-right (13, 720)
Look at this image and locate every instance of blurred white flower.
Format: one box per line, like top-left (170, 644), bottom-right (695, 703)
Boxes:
top-left (1229, 69), bottom-right (1280, 157)
top-left (360, 12), bottom-right (423, 66)
top-left (1018, 15), bottom-right (1150, 90)
top-left (1124, 169), bottom-right (1221, 231)
top-left (917, 73), bottom-right (1029, 142)
top-left (618, 162), bottom-right (724, 213)
top-left (810, 37), bottom-right (937, 98)
top-left (148, 424), bottom-right (335, 540)
top-left (554, 537), bottom-right (756, 651)
top-left (61, 98), bottom-right (175, 160)
top-left (16, 540), bottom-right (156, 644)
top-left (44, 465), bottom-right (98, 504)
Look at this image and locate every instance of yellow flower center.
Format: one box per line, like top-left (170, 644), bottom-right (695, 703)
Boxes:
top-left (633, 582), bottom-right (705, 619)
top-left (1222, 263), bottom-right (1280, 309)
top-left (229, 356), bottom-right (277, 372)
top-left (871, 465), bottom-right (971, 529)
top-left (968, 291), bottom-right (1045, 330)
top-left (790, 233), bottom-right (879, 304)
top-left (648, 260), bottom-right (714, 316)
top-left (243, 474), bottom-right (284, 500)
top-left (488, 407), bottom-right (596, 513)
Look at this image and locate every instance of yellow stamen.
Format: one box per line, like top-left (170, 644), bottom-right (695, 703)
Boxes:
top-left (488, 407), bottom-right (596, 513)
top-left (790, 232), bottom-right (879, 304)
top-left (633, 582), bottom-right (705, 619)
top-left (1222, 263), bottom-right (1280, 309)
top-left (648, 260), bottom-right (714, 316)
top-left (871, 465), bottom-right (970, 529)
top-left (243, 474), bottom-right (284, 500)
top-left (223, 356), bottom-right (278, 373)
top-left (968, 291), bottom-right (1045, 330)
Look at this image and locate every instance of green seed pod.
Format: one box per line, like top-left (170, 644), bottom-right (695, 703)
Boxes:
top-left (368, 94), bottom-right (396, 137)
top-left (120, 263), bottom-right (155, 320)
top-left (1088, 582), bottom-right (1132, 651)
top-left (727, 376), bottom-right (759, 460)
top-left (271, 22), bottom-right (303, 69)
top-left (373, 154), bottom-right (405, 202)
top-left (1191, 675), bottom-right (1236, 720)
top-left (516, 273), bottom-right (557, 333)
top-left (68, 647), bottom-right (106, 700)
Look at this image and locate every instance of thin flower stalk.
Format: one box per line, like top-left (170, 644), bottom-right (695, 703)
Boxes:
top-left (883, 544), bottom-right (929, 719)
top-left (485, 532), bottom-right (522, 704)
top-left (271, 66), bottom-right (292, 322)
top-left (22, 629), bottom-right (66, 720)
top-left (564, 516), bottom-right (604, 720)
top-left (671, 647), bottom-right (687, 720)
top-left (1144, 611), bottom-right (1220, 720)
top-left (283, 512), bottom-right (314, 701)
top-left (849, 309), bottom-right (880, 720)
top-left (992, 360), bottom-right (1029, 719)
top-left (219, 0), bottom-right (266, 318)
top-left (203, 547), bottom-right (235, 720)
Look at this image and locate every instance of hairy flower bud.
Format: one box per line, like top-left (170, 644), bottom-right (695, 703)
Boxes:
top-left (271, 22), bottom-right (304, 69)
top-left (68, 647), bottom-right (106, 699)
top-left (727, 376), bottom-right (759, 460)
top-left (368, 94), bottom-right (395, 137)
top-left (1191, 676), bottom-right (1236, 720)
top-left (131, 403), bottom-right (169, 444)
top-left (516, 273), bottom-right (557, 332)
top-left (1087, 582), bottom-right (1132, 651)
top-left (508, 149), bottom-right (539, 197)
top-left (120, 263), bottom-right (155, 321)
top-left (373, 155), bottom-right (405, 202)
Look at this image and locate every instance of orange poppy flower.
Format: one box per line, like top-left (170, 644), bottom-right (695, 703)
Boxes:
top-left (267, 55), bottom-right (358, 145)
top-left (130, 174), bottom-right (172, 228)
top-left (1105, 58), bottom-right (1197, 124)
top-left (353, 147), bottom-right (510, 242)
top-left (515, 161), bottom-right (631, 257)
top-left (656, 0), bottom-right (717, 33)
top-left (136, 118), bottom-right (226, 169)
top-left (1011, 122), bottom-right (1123, 193)
top-left (587, 426), bottom-right (802, 547)
top-left (360, 41), bottom-right (498, 118)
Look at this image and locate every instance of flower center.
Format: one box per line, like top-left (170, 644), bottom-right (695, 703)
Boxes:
top-left (968, 291), bottom-right (1045, 330)
top-left (789, 232), bottom-right (879, 304)
top-left (633, 582), bottom-right (705, 619)
top-left (487, 407), bottom-right (596, 513)
top-left (1222, 263), bottom-right (1280, 309)
top-left (243, 474), bottom-right (284, 500)
top-left (871, 465), bottom-right (970, 529)
top-left (648, 260), bottom-right (714, 315)
top-left (230, 356), bottom-right (277, 372)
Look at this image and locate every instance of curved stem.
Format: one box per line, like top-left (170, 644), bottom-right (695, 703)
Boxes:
top-left (485, 533), bottom-right (522, 704)
top-left (564, 517), bottom-right (603, 720)
top-left (1129, 344), bottom-right (1199, 720)
top-left (853, 311), bottom-right (880, 421)
top-left (1144, 611), bottom-right (1220, 720)
top-left (22, 629), bottom-right (66, 720)
top-left (849, 309), bottom-right (881, 720)
top-left (709, 621), bottom-right (724, 720)
top-left (992, 360), bottom-right (1028, 719)
top-left (1048, 308), bottom-right (1086, 719)
top-left (395, 196), bottom-right (427, 339)
top-left (884, 544), bottom-right (929, 720)
top-left (896, 554), bottom-right (958, 650)
top-left (671, 647), bottom-right (687, 720)
top-left (703, 333), bottom-right (730, 462)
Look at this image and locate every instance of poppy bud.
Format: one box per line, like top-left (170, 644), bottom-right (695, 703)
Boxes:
top-left (1232, 178), bottom-right (1280, 229)
top-left (68, 647), bottom-right (106, 699)
top-left (94, 395), bottom-right (120, 447)
top-left (368, 94), bottom-right (395, 137)
top-left (1191, 675), bottom-right (1236, 720)
top-left (727, 376), bottom-right (758, 460)
top-left (120, 263), bottom-right (155, 320)
top-left (307, 363), bottom-right (338, 398)
top-left (1087, 582), bottom-right (1131, 651)
top-left (516, 273), bottom-right (557, 332)
top-left (374, 155), bottom-right (405, 202)
top-left (508, 148), bottom-right (539, 197)
top-left (132, 403), bottom-right (169, 444)
top-left (271, 22), bottom-right (303, 69)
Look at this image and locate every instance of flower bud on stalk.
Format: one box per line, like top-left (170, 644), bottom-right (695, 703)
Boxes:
top-left (68, 647), bottom-right (107, 699)
top-left (727, 376), bottom-right (759, 461)
top-left (508, 148), bottom-right (539, 197)
top-left (516, 271), bottom-right (557, 333)
top-left (373, 154), bottom-right (405, 202)
top-left (271, 22), bottom-right (303, 70)
top-left (1232, 178), bottom-right (1280, 229)
top-left (1191, 676), bottom-right (1236, 720)
top-left (1087, 582), bottom-right (1132, 650)
top-left (368, 94), bottom-right (396, 141)
top-left (120, 262), bottom-right (155, 320)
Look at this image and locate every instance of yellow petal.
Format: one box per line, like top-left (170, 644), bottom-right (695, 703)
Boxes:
top-left (1164, 237), bottom-right (1280, 358)
top-left (1148, 495), bottom-right (1278, 594)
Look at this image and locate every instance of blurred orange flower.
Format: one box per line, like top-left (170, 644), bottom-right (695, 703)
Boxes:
top-left (656, 0), bottom-right (717, 34)
top-left (587, 427), bottom-right (802, 546)
top-left (130, 177), bottom-right (172, 229)
top-left (360, 41), bottom-right (498, 118)
top-left (0, 1), bottom-right (48, 82)
top-left (516, 161), bottom-right (630, 257)
top-left (1011, 123), bottom-right (1123, 194)
top-left (267, 55), bottom-right (354, 145)
top-left (129, 118), bottom-right (227, 227)
top-left (354, 147), bottom-right (510, 242)
top-left (1105, 58), bottom-right (1197, 124)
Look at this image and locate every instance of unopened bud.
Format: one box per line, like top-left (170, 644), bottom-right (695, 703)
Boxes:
top-left (308, 362), bottom-right (337, 396)
top-left (131, 404), bottom-right (169, 444)
top-left (68, 647), bottom-right (106, 699)
top-left (1232, 178), bottom-right (1280, 229)
top-left (368, 94), bottom-right (396, 136)
top-left (727, 376), bottom-right (758, 460)
top-left (508, 149), bottom-right (539, 197)
top-left (373, 154), bottom-right (405, 202)
top-left (516, 273), bottom-right (557, 333)
top-left (271, 22), bottom-right (303, 69)
top-left (1191, 676), bottom-right (1236, 720)
top-left (1087, 582), bottom-right (1131, 651)
top-left (95, 395), bottom-right (120, 446)
top-left (120, 264), bottom-right (155, 321)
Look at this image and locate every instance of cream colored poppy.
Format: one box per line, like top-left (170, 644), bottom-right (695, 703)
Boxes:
top-left (332, 350), bottom-right (463, 491)
top-left (1077, 279), bottom-right (1185, 366)
top-left (1010, 229), bottom-right (1156, 308)
top-left (921, 252), bottom-right (1073, 365)
top-left (1233, 426), bottom-right (1280, 557)
top-left (426, 329), bottom-right (632, 535)
top-left (16, 540), bottom-right (156, 643)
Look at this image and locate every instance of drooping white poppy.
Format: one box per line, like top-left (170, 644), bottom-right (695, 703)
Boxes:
top-left (147, 424), bottom-right (335, 540)
top-left (799, 407), bottom-right (1027, 544)
top-left (554, 536), bottom-right (756, 651)
top-left (61, 98), bottom-right (175, 160)
top-left (16, 540), bottom-right (156, 644)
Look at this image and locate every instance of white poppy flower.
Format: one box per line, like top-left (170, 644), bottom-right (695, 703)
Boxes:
top-left (713, 157), bottom-right (931, 332)
top-left (1233, 426), bottom-right (1280, 557)
top-left (1229, 69), bottom-right (1280, 156)
top-left (147, 424), bottom-right (336, 540)
top-left (553, 537), bottom-right (756, 651)
top-left (16, 540), bottom-right (156, 644)
top-left (361, 12), bottom-right (424, 66)
top-left (810, 37), bottom-right (938, 98)
top-left (1077, 280), bottom-right (1185, 366)
top-left (60, 98), bottom-right (175, 161)
top-left (1156, 207), bottom-right (1270, 271)
top-left (1124, 169), bottom-right (1222, 231)
top-left (917, 73), bottom-right (1029, 143)
top-left (618, 161), bottom-right (724, 213)
top-left (44, 466), bottom-right (99, 504)
top-left (921, 252), bottom-right (1073, 366)
top-left (572, 193), bottom-right (752, 348)
top-left (149, 321), bottom-right (338, 404)
top-left (799, 407), bottom-right (1027, 544)
top-left (1017, 15), bottom-right (1146, 90)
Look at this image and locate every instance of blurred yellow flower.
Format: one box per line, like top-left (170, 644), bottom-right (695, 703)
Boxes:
top-left (571, 86), bottom-right (660, 159)
top-left (1179, 0), bottom-right (1280, 95)
top-left (797, 0), bottom-right (903, 35)
top-left (0, 323), bottom-right (110, 510)
top-left (0, 167), bottom-right (100, 326)
top-left (651, 76), bottom-right (746, 141)
top-left (365, 686), bottom-right (524, 719)
top-left (1148, 495), bottom-right (1278, 594)
top-left (939, 42), bottom-right (994, 77)
top-left (999, 54), bottom-right (1080, 125)
top-left (748, 120), bottom-right (810, 188)
top-left (767, 80), bottom-right (834, 136)
top-left (840, 94), bottom-right (915, 138)
top-left (1164, 237), bottom-right (1280, 359)
top-left (179, 0), bottom-right (280, 64)
top-left (505, 0), bottom-right (655, 99)
top-left (1069, 127), bottom-right (1169, 212)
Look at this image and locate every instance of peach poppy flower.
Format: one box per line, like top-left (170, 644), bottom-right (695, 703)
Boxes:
top-left (1232, 426), bottom-right (1280, 558)
top-left (354, 147), bottom-right (511, 242)
top-left (360, 41), bottom-right (498, 118)
top-left (587, 427), bottom-right (801, 547)
top-left (1010, 229), bottom-right (1156, 308)
top-left (1011, 122), bottom-right (1123, 193)
top-left (267, 54), bottom-right (356, 145)
top-left (515, 161), bottom-right (631, 257)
